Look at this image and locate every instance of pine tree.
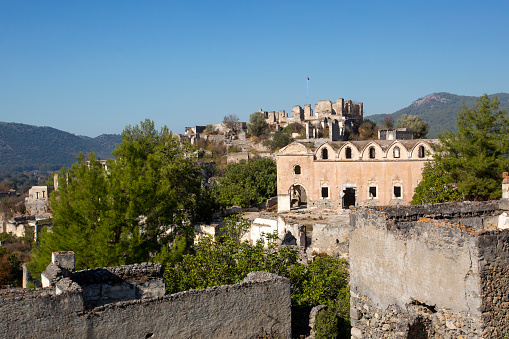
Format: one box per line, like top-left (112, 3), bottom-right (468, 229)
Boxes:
top-left (413, 94), bottom-right (509, 202)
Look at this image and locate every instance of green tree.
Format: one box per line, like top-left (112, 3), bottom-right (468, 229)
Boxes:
top-left (411, 162), bottom-right (462, 204)
top-left (165, 215), bottom-right (350, 337)
top-left (213, 158), bottom-right (277, 208)
top-left (358, 119), bottom-right (378, 140)
top-left (30, 120), bottom-right (210, 275)
top-left (396, 114), bottom-right (429, 138)
top-left (264, 130), bottom-right (292, 151)
top-left (416, 94), bottom-right (509, 202)
top-left (247, 112), bottom-right (268, 137)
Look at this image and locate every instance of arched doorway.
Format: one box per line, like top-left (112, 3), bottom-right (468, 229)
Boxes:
top-left (289, 184), bottom-right (307, 209)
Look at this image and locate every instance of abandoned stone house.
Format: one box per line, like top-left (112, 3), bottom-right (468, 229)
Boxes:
top-left (276, 139), bottom-right (435, 212)
top-left (261, 97), bottom-right (364, 141)
top-left (350, 201), bottom-right (509, 338)
top-left (25, 185), bottom-right (53, 217)
top-left (1, 251), bottom-right (291, 338)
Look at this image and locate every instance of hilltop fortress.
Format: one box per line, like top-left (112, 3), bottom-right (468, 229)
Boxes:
top-left (260, 97), bottom-right (363, 140)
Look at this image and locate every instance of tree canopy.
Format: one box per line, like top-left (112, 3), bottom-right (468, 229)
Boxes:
top-left (247, 112), bottom-right (268, 137)
top-left (213, 158), bottom-right (277, 208)
top-left (30, 120), bottom-right (209, 275)
top-left (165, 215), bottom-right (350, 337)
top-left (412, 94), bottom-right (509, 203)
top-left (411, 162), bottom-right (462, 204)
top-left (396, 114), bottom-right (429, 138)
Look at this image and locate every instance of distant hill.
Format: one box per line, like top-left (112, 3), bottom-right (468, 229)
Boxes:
top-left (0, 122), bottom-right (121, 173)
top-left (367, 92), bottom-right (509, 138)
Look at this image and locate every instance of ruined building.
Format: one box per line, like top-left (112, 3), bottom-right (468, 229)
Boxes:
top-left (25, 185), bottom-right (53, 217)
top-left (261, 97), bottom-right (363, 141)
top-left (2, 251), bottom-right (291, 338)
top-left (276, 139), bottom-right (435, 211)
top-left (349, 201), bottom-right (509, 338)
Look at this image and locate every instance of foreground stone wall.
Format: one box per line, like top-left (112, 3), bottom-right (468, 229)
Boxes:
top-left (0, 271), bottom-right (291, 339)
top-left (349, 201), bottom-right (509, 338)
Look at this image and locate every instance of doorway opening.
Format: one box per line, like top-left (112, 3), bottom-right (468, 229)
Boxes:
top-left (343, 187), bottom-right (356, 209)
top-left (289, 184), bottom-right (308, 209)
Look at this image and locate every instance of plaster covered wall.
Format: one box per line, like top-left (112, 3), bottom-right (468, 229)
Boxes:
top-left (349, 202), bottom-right (509, 338)
top-left (277, 141), bottom-right (433, 210)
top-left (0, 271), bottom-right (291, 339)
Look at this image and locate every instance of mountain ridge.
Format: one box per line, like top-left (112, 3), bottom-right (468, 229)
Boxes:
top-left (367, 92), bottom-right (509, 138)
top-left (0, 121), bottom-right (121, 173)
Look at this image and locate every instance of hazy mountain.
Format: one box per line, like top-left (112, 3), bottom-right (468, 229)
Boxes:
top-left (367, 92), bottom-right (509, 138)
top-left (0, 122), bottom-right (121, 173)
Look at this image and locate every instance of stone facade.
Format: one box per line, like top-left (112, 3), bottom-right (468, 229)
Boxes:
top-left (349, 201), bottom-right (509, 338)
top-left (25, 185), bottom-right (53, 217)
top-left (260, 97), bottom-right (363, 141)
top-left (378, 128), bottom-right (413, 140)
top-left (2, 253), bottom-right (291, 338)
top-left (276, 140), bottom-right (435, 212)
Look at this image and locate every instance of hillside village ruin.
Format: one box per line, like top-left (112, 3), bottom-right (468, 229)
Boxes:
top-left (1, 96), bottom-right (509, 338)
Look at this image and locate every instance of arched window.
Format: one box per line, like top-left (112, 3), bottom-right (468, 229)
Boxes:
top-left (345, 147), bottom-right (352, 159)
top-left (418, 145), bottom-right (425, 158)
top-left (369, 147), bottom-right (376, 159)
top-left (393, 146), bottom-right (400, 158)
top-left (322, 148), bottom-right (328, 160)
top-left (294, 165), bottom-right (301, 175)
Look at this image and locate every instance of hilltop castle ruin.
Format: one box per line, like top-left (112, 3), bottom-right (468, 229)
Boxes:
top-left (260, 98), bottom-right (363, 141)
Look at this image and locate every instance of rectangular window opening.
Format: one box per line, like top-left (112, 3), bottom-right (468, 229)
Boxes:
top-left (394, 186), bottom-right (402, 198)
top-left (321, 187), bottom-right (329, 199)
top-left (369, 186), bottom-right (377, 198)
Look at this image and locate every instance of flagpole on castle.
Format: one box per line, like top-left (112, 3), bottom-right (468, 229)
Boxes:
top-left (306, 77), bottom-right (309, 105)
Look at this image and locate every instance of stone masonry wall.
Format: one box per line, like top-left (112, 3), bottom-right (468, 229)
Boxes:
top-left (349, 201), bottom-right (508, 338)
top-left (478, 230), bottom-right (509, 337)
top-left (71, 262), bottom-right (165, 307)
top-left (0, 271), bottom-right (291, 339)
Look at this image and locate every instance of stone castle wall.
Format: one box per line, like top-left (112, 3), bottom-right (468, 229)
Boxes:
top-left (0, 271), bottom-right (291, 339)
top-left (349, 201), bottom-right (509, 338)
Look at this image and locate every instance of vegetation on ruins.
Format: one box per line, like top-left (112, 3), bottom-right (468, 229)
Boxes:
top-left (264, 130), bottom-right (292, 151)
top-left (222, 114), bottom-right (240, 134)
top-left (213, 158), bottom-right (277, 208)
top-left (0, 233), bottom-right (32, 287)
top-left (165, 215), bottom-right (350, 337)
top-left (396, 114), bottom-right (429, 138)
top-left (247, 112), bottom-right (268, 137)
top-left (282, 122), bottom-right (305, 139)
top-left (412, 94), bottom-right (509, 203)
top-left (357, 119), bottom-right (378, 140)
top-left (29, 120), bottom-right (213, 275)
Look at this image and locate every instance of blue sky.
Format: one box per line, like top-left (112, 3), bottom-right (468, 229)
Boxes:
top-left (1, 1), bottom-right (508, 137)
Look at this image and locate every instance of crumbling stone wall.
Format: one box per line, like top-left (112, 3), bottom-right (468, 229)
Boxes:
top-left (0, 271), bottom-right (291, 339)
top-left (349, 201), bottom-right (509, 338)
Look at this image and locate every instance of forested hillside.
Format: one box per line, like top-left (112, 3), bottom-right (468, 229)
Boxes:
top-left (0, 122), bottom-right (121, 173)
top-left (367, 92), bottom-right (509, 138)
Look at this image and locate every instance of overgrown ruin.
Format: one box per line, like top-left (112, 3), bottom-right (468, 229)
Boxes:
top-left (2, 252), bottom-right (291, 338)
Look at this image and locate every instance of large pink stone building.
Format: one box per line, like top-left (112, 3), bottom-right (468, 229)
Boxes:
top-left (276, 139), bottom-right (436, 211)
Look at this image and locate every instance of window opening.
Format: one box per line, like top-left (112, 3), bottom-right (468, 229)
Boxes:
top-left (418, 145), bottom-right (425, 158)
top-left (393, 146), bottom-right (400, 158)
top-left (322, 148), bottom-right (328, 160)
top-left (369, 147), bottom-right (375, 159)
top-left (345, 147), bottom-right (352, 159)
top-left (321, 187), bottom-right (329, 198)
top-left (394, 186), bottom-right (402, 198)
top-left (368, 186), bottom-right (377, 198)
top-left (294, 165), bottom-right (301, 175)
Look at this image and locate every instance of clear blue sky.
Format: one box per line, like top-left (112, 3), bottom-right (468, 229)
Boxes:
top-left (1, 0), bottom-right (508, 137)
